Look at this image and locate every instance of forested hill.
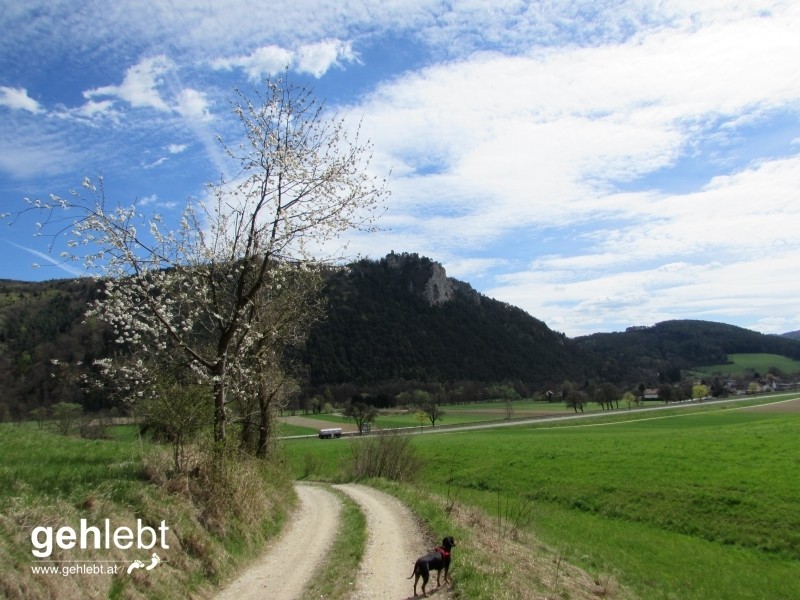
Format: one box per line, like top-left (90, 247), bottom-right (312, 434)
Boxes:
top-left (0, 278), bottom-right (111, 417)
top-left (4, 255), bottom-right (800, 419)
top-left (303, 253), bottom-right (599, 385)
top-left (574, 320), bottom-right (800, 381)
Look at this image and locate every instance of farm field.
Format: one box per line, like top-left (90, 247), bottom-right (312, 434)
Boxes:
top-left (278, 399), bottom-right (605, 436)
top-left (290, 396), bottom-right (800, 599)
top-left (692, 352), bottom-right (800, 376)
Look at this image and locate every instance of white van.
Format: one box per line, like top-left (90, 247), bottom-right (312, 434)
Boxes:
top-left (318, 427), bottom-right (342, 439)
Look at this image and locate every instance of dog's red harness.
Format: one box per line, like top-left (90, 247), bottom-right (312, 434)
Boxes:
top-left (435, 546), bottom-right (451, 560)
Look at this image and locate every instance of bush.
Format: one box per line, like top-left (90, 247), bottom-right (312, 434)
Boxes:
top-left (51, 401), bottom-right (82, 435)
top-left (347, 430), bottom-right (423, 481)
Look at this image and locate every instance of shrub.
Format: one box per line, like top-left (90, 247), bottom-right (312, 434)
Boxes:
top-left (347, 430), bottom-right (423, 481)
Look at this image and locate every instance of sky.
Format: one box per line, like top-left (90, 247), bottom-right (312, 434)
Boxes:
top-left (1, 0), bottom-right (799, 338)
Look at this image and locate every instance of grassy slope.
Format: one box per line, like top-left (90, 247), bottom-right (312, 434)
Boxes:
top-left (0, 424), bottom-right (293, 600)
top-left (288, 397), bottom-right (800, 599)
top-left (693, 352), bottom-right (800, 376)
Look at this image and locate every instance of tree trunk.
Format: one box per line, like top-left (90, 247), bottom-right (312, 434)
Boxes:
top-left (213, 366), bottom-right (226, 446)
top-left (256, 381), bottom-right (272, 458)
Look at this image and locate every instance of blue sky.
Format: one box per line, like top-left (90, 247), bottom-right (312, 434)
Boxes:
top-left (1, 1), bottom-right (799, 337)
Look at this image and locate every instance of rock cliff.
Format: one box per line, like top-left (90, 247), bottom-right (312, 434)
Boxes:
top-left (384, 252), bottom-right (479, 306)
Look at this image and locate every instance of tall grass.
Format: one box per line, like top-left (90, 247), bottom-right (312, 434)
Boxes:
top-left (0, 424), bottom-right (293, 599)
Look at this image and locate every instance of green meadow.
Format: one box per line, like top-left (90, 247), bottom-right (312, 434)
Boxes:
top-left (290, 397), bottom-right (800, 599)
top-left (692, 352), bottom-right (800, 376)
top-left (279, 399), bottom-right (606, 435)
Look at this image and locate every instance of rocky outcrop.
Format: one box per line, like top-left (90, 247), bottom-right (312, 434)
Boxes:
top-left (384, 252), bottom-right (479, 307)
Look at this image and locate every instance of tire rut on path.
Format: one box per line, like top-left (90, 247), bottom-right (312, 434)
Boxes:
top-left (215, 482), bottom-right (341, 600)
top-left (334, 483), bottom-right (448, 600)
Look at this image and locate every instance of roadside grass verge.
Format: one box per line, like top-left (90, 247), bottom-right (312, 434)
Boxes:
top-left (300, 486), bottom-right (367, 599)
top-left (368, 479), bottom-right (633, 600)
top-left (0, 423), bottom-right (293, 600)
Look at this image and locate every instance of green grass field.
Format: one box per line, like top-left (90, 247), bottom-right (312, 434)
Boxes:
top-left (289, 396), bottom-right (800, 599)
top-left (278, 399), bottom-right (605, 436)
top-left (693, 352), bottom-right (800, 376)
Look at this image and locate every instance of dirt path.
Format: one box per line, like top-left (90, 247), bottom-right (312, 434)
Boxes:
top-left (334, 483), bottom-right (447, 600)
top-left (215, 482), bottom-right (450, 600)
top-left (215, 483), bottom-right (341, 600)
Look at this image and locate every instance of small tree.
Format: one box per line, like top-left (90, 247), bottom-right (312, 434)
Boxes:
top-left (565, 389), bottom-right (587, 413)
top-left (622, 391), bottom-right (637, 410)
top-left (344, 400), bottom-right (378, 434)
top-left (51, 401), bottom-right (82, 435)
top-left (415, 410), bottom-right (427, 432)
top-left (595, 382), bottom-right (619, 410)
top-left (29, 407), bottom-right (48, 429)
top-left (137, 381), bottom-right (212, 471)
top-left (504, 397), bottom-right (514, 420)
top-left (421, 401), bottom-right (445, 426)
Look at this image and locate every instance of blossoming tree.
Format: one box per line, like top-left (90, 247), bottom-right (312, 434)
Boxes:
top-left (5, 77), bottom-right (388, 449)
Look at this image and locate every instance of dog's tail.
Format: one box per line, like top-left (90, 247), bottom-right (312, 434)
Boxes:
top-left (407, 564), bottom-right (417, 579)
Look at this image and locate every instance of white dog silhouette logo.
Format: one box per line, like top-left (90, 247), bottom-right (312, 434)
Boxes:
top-left (127, 553), bottom-right (161, 574)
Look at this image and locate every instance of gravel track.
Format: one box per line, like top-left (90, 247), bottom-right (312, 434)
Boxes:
top-left (215, 483), bottom-right (341, 600)
top-left (215, 482), bottom-right (446, 600)
top-left (334, 483), bottom-right (433, 600)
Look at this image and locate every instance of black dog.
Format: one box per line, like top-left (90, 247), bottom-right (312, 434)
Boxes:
top-left (408, 536), bottom-right (456, 597)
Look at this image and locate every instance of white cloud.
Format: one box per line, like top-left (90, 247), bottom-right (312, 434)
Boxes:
top-left (295, 39), bottom-right (358, 77)
top-left (73, 99), bottom-right (117, 119)
top-left (482, 156), bottom-right (800, 336)
top-left (175, 88), bottom-right (211, 122)
top-left (168, 143), bottom-right (188, 154)
top-left (85, 56), bottom-right (173, 111)
top-left (212, 45), bottom-right (293, 81)
top-left (138, 194), bottom-right (159, 205)
top-left (143, 157), bottom-right (168, 169)
top-left (212, 39), bottom-right (358, 81)
top-left (351, 5), bottom-right (800, 248)
top-left (0, 86), bottom-right (43, 113)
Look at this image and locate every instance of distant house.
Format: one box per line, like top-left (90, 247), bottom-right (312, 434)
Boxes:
top-left (643, 388), bottom-right (660, 400)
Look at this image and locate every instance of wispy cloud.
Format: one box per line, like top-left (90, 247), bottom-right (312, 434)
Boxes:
top-left (0, 120), bottom-right (82, 179)
top-left (0, 86), bottom-right (43, 113)
top-left (85, 56), bottom-right (173, 112)
top-left (5, 241), bottom-right (85, 277)
top-left (212, 39), bottom-right (358, 81)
